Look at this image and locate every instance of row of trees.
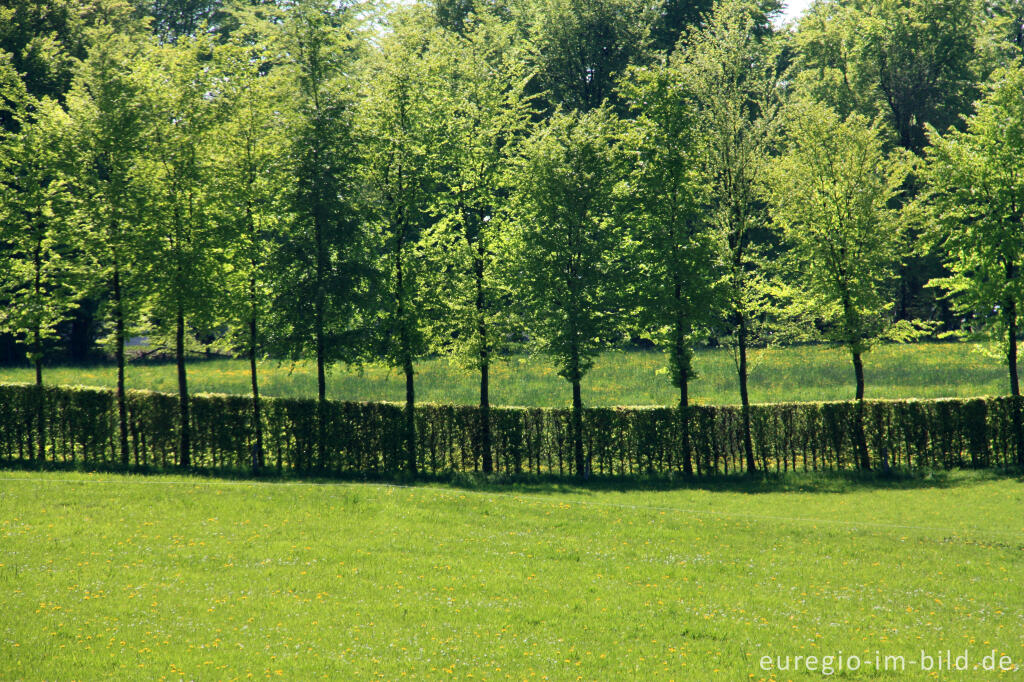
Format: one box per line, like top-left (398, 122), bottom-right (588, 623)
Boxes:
top-left (1, 0), bottom-right (1023, 476)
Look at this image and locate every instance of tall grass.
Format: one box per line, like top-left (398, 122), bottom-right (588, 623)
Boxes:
top-left (0, 341), bottom-right (1010, 407)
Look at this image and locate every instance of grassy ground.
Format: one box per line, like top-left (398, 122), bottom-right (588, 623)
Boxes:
top-left (1, 469), bottom-right (1023, 679)
top-left (0, 341), bottom-right (1012, 407)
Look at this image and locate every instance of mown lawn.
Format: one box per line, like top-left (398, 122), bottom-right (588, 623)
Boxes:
top-left (0, 341), bottom-right (1012, 407)
top-left (1, 469), bottom-right (1023, 679)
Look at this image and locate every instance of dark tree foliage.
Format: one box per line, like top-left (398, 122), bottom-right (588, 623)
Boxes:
top-left (521, 0), bottom-right (658, 113)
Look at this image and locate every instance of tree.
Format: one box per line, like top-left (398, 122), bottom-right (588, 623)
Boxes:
top-left (210, 32), bottom-right (288, 473)
top-left (792, 0), bottom-right (979, 155)
top-left (507, 106), bottom-right (630, 477)
top-left (918, 65), bottom-right (1024, 464)
top-left (653, 0), bottom-right (716, 54)
top-left (519, 0), bottom-right (657, 113)
top-left (0, 0), bottom-right (135, 107)
top-left (0, 97), bottom-right (81, 386)
top-left (768, 101), bottom-right (922, 469)
top-left (683, 0), bottom-right (782, 474)
top-left (418, 16), bottom-right (534, 474)
top-left (977, 0), bottom-right (1024, 70)
top-left (0, 94), bottom-right (82, 459)
top-left (358, 9), bottom-right (441, 474)
top-left (267, 0), bottom-right (372, 470)
top-left (619, 58), bottom-right (719, 476)
top-left (134, 36), bottom-right (224, 468)
top-left (65, 24), bottom-right (150, 465)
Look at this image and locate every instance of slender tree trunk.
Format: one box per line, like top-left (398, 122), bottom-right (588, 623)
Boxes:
top-left (738, 313), bottom-right (755, 473)
top-left (32, 241), bottom-right (44, 460)
top-left (112, 264), bottom-right (129, 465)
top-left (33, 329), bottom-right (42, 387)
top-left (404, 356), bottom-right (416, 475)
top-left (314, 207), bottom-right (327, 471)
top-left (33, 325), bottom-right (44, 462)
top-left (315, 327), bottom-right (326, 472)
top-left (249, 315), bottom-right (263, 472)
top-left (680, 367), bottom-right (693, 476)
top-left (480, 358), bottom-right (492, 474)
top-left (571, 375), bottom-right (585, 478)
top-left (852, 350), bottom-right (871, 470)
top-left (673, 275), bottom-right (693, 475)
top-left (1005, 264), bottom-right (1022, 464)
top-left (476, 254), bottom-right (492, 474)
top-left (176, 307), bottom-right (190, 468)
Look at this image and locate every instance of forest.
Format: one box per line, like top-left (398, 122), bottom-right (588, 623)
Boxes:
top-left (2, 0), bottom-right (1024, 475)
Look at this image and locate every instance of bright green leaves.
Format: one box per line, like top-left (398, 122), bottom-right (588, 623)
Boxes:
top-left (919, 65), bottom-right (1024, 367)
top-left (768, 102), bottom-right (921, 356)
top-left (507, 106), bottom-right (632, 385)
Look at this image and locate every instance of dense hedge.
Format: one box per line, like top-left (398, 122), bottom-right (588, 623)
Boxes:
top-left (0, 383), bottom-right (1020, 475)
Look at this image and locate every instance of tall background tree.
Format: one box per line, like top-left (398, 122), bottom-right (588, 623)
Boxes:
top-left (506, 106), bottom-right (630, 477)
top-left (519, 0), bottom-right (658, 113)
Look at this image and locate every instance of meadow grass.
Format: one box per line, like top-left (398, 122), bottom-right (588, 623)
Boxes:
top-left (1, 469), bottom-right (1023, 679)
top-left (0, 341), bottom-right (1012, 407)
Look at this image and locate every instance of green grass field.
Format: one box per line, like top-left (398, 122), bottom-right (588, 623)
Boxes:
top-left (1, 470), bottom-right (1022, 679)
top-left (0, 341), bottom-right (1012, 407)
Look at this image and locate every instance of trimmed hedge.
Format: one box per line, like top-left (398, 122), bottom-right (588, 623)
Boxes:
top-left (0, 383), bottom-right (1020, 475)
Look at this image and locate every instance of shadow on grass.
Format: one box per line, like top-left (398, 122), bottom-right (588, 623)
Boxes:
top-left (2, 458), bottom-right (1021, 496)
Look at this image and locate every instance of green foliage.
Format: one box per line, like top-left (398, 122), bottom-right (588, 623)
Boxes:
top-left (619, 56), bottom-right (719, 392)
top-left (790, 0), bottom-right (979, 153)
top-left (768, 102), bottom-right (923, 355)
top-left (264, 0), bottom-right (373, 372)
top-left (682, 0), bottom-right (782, 347)
top-left (507, 106), bottom-right (631, 384)
top-left (0, 95), bottom-right (84, 375)
top-left (519, 0), bottom-right (657, 112)
top-left (358, 9), bottom-right (442, 371)
top-left (209, 31), bottom-right (288, 358)
top-left (0, 0), bottom-right (136, 105)
top-left (65, 24), bottom-right (150, 353)
top-left (132, 35), bottom-right (225, 343)
top-left (417, 17), bottom-right (534, 370)
top-left (918, 65), bottom-right (1024, 391)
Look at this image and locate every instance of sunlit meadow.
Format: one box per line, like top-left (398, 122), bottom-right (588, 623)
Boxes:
top-left (0, 342), bottom-right (1011, 407)
top-left (1, 470), bottom-right (1023, 679)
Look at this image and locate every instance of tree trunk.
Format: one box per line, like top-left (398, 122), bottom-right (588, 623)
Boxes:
top-left (738, 313), bottom-right (755, 473)
top-left (33, 325), bottom-right (44, 461)
top-left (680, 368), bottom-right (693, 476)
top-left (112, 265), bottom-right (129, 465)
top-left (249, 315), bottom-right (263, 472)
top-left (1006, 281), bottom-right (1023, 465)
top-left (175, 307), bottom-right (190, 468)
top-left (315, 329), bottom-right (326, 472)
top-left (852, 350), bottom-right (872, 470)
top-left (405, 356), bottom-right (416, 475)
top-left (476, 254), bottom-right (492, 474)
top-left (480, 358), bottom-right (492, 474)
top-left (571, 375), bottom-right (585, 478)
